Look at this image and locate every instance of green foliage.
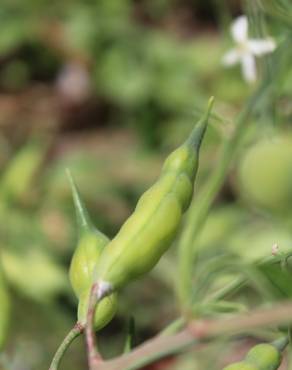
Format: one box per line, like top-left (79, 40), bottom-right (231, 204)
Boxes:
top-left (0, 139), bottom-right (47, 206)
top-left (0, 139), bottom-right (68, 304)
top-left (0, 1), bottom-right (292, 370)
top-left (0, 269), bottom-right (10, 350)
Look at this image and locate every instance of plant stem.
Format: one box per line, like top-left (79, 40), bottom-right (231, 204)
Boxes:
top-left (160, 317), bottom-right (186, 336)
top-left (161, 277), bottom-right (246, 336)
top-left (85, 281), bottom-right (113, 370)
top-left (48, 323), bottom-right (83, 370)
top-left (208, 277), bottom-right (246, 302)
top-left (86, 283), bottom-right (103, 370)
top-left (164, 250), bottom-right (289, 336)
top-left (177, 80), bottom-right (271, 311)
top-left (93, 301), bottom-right (292, 370)
top-left (272, 336), bottom-right (289, 352)
top-left (123, 317), bottom-right (136, 354)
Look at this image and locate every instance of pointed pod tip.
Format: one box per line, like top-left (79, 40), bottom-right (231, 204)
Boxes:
top-left (66, 168), bottom-right (74, 187)
top-left (200, 96), bottom-right (215, 129)
top-left (207, 96), bottom-right (215, 112)
top-left (186, 97), bottom-right (214, 151)
top-left (65, 167), bottom-right (72, 177)
top-left (65, 168), bottom-right (92, 232)
top-left (66, 168), bottom-right (79, 199)
top-left (203, 96), bottom-right (215, 122)
top-left (66, 168), bottom-right (79, 202)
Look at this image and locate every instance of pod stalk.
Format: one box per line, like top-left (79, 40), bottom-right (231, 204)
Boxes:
top-left (272, 336), bottom-right (289, 352)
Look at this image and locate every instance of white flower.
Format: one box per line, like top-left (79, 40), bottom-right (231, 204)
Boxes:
top-left (222, 15), bottom-right (276, 83)
top-left (272, 243), bottom-right (279, 256)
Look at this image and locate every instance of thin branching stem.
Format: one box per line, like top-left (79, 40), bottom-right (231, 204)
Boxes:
top-left (162, 250), bottom-right (289, 336)
top-left (49, 323), bottom-right (83, 370)
top-left (177, 79), bottom-right (272, 311)
top-left (161, 276), bottom-right (246, 336)
top-left (93, 301), bottom-right (292, 370)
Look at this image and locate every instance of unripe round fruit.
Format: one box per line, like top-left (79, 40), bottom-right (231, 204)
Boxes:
top-left (245, 344), bottom-right (281, 370)
top-left (237, 135), bottom-right (292, 213)
top-left (223, 361), bottom-right (258, 370)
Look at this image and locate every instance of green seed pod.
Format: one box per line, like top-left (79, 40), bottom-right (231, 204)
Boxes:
top-left (223, 362), bottom-right (258, 370)
top-left (67, 171), bottom-right (109, 297)
top-left (0, 267), bottom-right (10, 350)
top-left (95, 98), bottom-right (213, 290)
top-left (223, 338), bottom-right (287, 370)
top-left (245, 343), bottom-right (282, 370)
top-left (77, 288), bottom-right (117, 330)
top-left (67, 171), bottom-right (117, 329)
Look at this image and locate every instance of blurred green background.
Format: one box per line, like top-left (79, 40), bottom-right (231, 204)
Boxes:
top-left (0, 0), bottom-right (292, 369)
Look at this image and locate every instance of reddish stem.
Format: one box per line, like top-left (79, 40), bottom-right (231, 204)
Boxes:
top-left (86, 282), bottom-right (103, 370)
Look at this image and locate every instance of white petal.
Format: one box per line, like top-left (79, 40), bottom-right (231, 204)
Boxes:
top-left (248, 38), bottom-right (276, 56)
top-left (222, 49), bottom-right (241, 66)
top-left (241, 53), bottom-right (257, 83)
top-left (231, 15), bottom-right (248, 43)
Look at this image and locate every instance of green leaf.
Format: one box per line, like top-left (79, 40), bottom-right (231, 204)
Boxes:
top-left (0, 268), bottom-right (10, 350)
